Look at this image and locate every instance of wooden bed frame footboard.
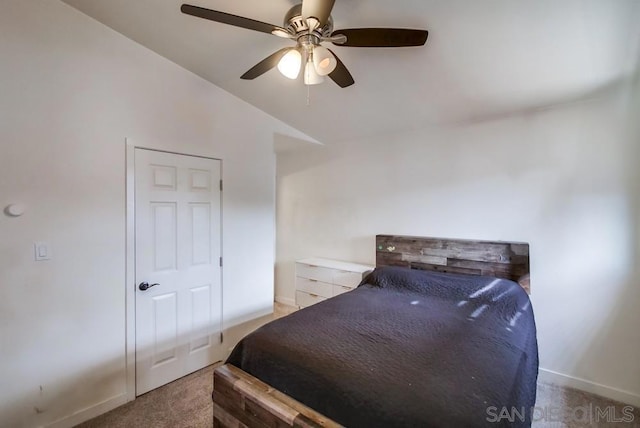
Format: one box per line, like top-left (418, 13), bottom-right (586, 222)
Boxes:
top-left (213, 364), bottom-right (342, 428)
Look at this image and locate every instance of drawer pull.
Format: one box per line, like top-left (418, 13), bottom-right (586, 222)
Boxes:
top-left (308, 265), bottom-right (318, 268)
top-left (309, 293), bottom-right (319, 298)
top-left (342, 286), bottom-right (350, 290)
top-left (309, 279), bottom-right (318, 282)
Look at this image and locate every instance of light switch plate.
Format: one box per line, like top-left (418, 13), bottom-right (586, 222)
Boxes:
top-left (34, 242), bottom-right (51, 261)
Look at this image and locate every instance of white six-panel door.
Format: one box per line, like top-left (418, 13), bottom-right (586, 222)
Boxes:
top-left (135, 148), bottom-right (222, 395)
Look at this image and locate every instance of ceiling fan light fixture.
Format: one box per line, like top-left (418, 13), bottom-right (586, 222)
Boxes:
top-left (304, 59), bottom-right (324, 85)
top-left (312, 46), bottom-right (337, 76)
top-left (181, 2), bottom-right (429, 89)
top-left (277, 48), bottom-right (302, 79)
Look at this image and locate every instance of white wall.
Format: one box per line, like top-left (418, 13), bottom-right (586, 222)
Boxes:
top-left (276, 81), bottom-right (640, 404)
top-left (0, 1), bottom-right (313, 427)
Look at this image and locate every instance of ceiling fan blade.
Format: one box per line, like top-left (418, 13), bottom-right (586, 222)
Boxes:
top-left (327, 49), bottom-right (354, 88)
top-left (331, 28), bottom-right (428, 47)
top-left (240, 48), bottom-right (292, 80)
top-left (301, 0), bottom-right (336, 27)
top-left (181, 4), bottom-right (280, 35)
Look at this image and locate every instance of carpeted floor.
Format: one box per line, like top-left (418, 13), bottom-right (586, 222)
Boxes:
top-left (78, 303), bottom-right (639, 427)
top-left (78, 363), bottom-right (219, 428)
top-left (533, 383), bottom-right (639, 427)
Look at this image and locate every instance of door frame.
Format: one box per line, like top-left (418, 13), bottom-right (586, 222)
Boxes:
top-left (125, 139), bottom-right (223, 401)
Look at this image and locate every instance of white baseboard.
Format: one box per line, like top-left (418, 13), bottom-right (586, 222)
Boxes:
top-left (45, 392), bottom-right (128, 428)
top-left (539, 368), bottom-right (640, 407)
top-left (274, 296), bottom-right (296, 307)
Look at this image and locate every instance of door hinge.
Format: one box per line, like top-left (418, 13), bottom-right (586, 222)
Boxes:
top-left (219, 257), bottom-right (223, 267)
top-left (220, 332), bottom-right (224, 343)
top-left (219, 180), bottom-right (223, 191)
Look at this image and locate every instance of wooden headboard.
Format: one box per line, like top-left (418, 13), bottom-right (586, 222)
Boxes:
top-left (376, 235), bottom-right (530, 293)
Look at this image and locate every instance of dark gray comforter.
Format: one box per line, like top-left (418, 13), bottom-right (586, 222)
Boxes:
top-left (226, 267), bottom-right (538, 427)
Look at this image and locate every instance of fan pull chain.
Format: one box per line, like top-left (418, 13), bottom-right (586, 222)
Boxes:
top-left (306, 85), bottom-right (311, 106)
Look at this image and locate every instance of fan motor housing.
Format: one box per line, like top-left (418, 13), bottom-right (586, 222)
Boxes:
top-left (284, 4), bottom-right (333, 37)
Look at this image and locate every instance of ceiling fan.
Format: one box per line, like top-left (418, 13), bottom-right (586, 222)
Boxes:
top-left (181, 0), bottom-right (428, 88)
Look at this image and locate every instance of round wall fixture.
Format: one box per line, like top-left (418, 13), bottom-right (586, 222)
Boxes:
top-left (5, 203), bottom-right (26, 217)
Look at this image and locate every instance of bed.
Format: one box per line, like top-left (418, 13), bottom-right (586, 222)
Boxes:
top-left (213, 235), bottom-right (537, 427)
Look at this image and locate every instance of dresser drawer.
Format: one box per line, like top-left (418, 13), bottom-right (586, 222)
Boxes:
top-left (296, 277), bottom-right (333, 299)
top-left (332, 284), bottom-right (354, 297)
top-left (296, 263), bottom-right (333, 283)
top-left (332, 270), bottom-right (363, 288)
top-left (296, 290), bottom-right (326, 308)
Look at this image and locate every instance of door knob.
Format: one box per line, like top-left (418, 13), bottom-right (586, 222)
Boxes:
top-left (139, 282), bottom-right (159, 291)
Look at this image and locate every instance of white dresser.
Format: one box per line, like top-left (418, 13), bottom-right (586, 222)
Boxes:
top-left (295, 258), bottom-right (374, 308)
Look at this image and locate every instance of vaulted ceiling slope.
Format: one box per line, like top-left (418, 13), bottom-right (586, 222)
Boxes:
top-left (62, 0), bottom-right (640, 143)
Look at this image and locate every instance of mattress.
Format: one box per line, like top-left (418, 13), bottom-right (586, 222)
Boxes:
top-left (226, 266), bottom-right (538, 427)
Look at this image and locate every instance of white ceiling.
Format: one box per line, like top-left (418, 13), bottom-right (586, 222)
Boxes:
top-left (62, 0), bottom-right (640, 143)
